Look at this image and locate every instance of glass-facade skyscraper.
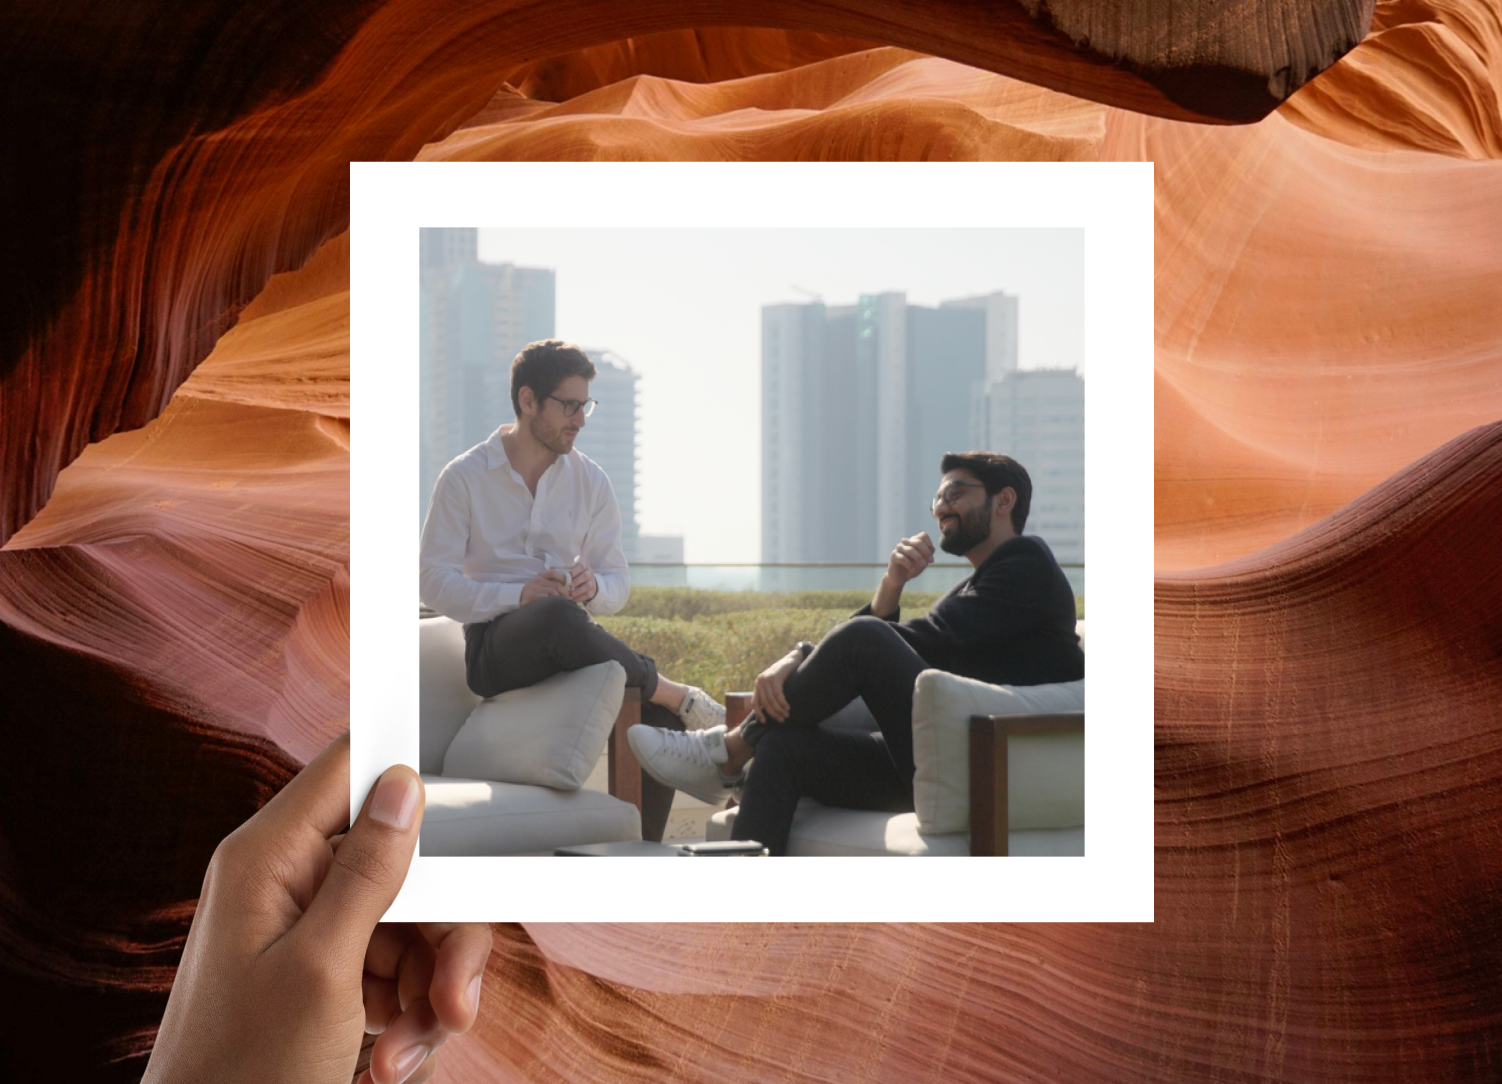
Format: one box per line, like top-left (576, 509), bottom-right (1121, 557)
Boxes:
top-left (761, 290), bottom-right (1083, 566)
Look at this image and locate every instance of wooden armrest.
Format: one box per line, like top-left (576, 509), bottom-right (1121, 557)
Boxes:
top-left (717, 694), bottom-right (754, 811)
top-left (969, 712), bottom-right (1085, 857)
top-left (607, 688), bottom-right (643, 813)
top-left (725, 692), bottom-right (753, 730)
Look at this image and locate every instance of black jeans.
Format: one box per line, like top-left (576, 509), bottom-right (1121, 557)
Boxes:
top-left (733, 616), bottom-right (930, 856)
top-left (463, 596), bottom-right (682, 842)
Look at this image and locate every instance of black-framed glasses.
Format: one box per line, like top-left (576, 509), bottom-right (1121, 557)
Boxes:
top-left (546, 395), bottom-right (598, 418)
top-left (931, 480), bottom-right (986, 513)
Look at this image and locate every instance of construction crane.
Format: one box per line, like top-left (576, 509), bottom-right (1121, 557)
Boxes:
top-left (790, 285), bottom-right (823, 302)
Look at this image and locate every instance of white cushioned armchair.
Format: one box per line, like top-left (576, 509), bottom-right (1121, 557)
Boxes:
top-left (706, 622), bottom-right (1085, 856)
top-left (418, 615), bottom-right (647, 856)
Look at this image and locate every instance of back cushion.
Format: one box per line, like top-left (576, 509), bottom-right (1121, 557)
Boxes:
top-left (419, 617), bottom-right (482, 774)
top-left (911, 671), bottom-right (1085, 835)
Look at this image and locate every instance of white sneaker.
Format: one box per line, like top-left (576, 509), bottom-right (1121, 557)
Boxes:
top-left (677, 687), bottom-right (727, 732)
top-left (628, 723), bottom-right (742, 805)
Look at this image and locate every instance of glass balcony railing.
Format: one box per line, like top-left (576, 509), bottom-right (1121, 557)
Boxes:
top-left (628, 563), bottom-right (1085, 595)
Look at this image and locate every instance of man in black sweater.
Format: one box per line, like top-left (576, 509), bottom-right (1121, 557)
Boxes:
top-left (627, 451), bottom-right (1084, 855)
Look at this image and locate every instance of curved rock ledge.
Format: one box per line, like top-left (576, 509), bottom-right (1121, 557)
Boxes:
top-left (2, 4), bottom-right (1499, 1081)
top-left (1, 0), bottom-right (1374, 546)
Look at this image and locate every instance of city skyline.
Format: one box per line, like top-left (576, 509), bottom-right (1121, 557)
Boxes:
top-left (762, 291), bottom-right (1083, 566)
top-left (476, 228), bottom-right (1084, 564)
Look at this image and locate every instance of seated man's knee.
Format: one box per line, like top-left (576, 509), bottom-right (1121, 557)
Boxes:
top-left (823, 614), bottom-right (898, 650)
top-left (748, 727), bottom-right (816, 773)
top-left (521, 594), bottom-right (589, 628)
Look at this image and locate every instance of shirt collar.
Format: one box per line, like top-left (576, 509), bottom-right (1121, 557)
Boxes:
top-left (479, 424), bottom-right (573, 476)
top-left (479, 425), bottom-right (511, 471)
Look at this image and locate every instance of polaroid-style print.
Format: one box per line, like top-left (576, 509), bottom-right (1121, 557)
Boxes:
top-left (350, 162), bottom-right (1152, 921)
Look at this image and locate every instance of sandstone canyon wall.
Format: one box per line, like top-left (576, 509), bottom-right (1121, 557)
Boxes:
top-left (3, 1), bottom-right (1501, 1081)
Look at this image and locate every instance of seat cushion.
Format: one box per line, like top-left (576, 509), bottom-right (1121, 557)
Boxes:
top-left (707, 804), bottom-right (1084, 857)
top-left (420, 775), bottom-right (641, 856)
top-left (419, 616), bottom-right (482, 775)
top-left (911, 670), bottom-right (1085, 835)
top-left (442, 660), bottom-right (626, 790)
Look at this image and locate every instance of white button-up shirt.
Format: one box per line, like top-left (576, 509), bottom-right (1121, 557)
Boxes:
top-left (418, 426), bottom-right (629, 624)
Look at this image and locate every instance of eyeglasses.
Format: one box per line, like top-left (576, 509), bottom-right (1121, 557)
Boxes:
top-left (931, 480), bottom-right (986, 513)
top-left (546, 395), bottom-right (598, 418)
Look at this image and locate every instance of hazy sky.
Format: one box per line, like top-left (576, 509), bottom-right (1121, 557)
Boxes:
top-left (479, 228), bottom-right (1084, 563)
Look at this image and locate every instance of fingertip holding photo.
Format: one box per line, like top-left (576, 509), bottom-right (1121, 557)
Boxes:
top-left (368, 769), bottom-right (421, 831)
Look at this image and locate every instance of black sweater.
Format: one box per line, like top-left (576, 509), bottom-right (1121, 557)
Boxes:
top-left (857, 534), bottom-right (1084, 688)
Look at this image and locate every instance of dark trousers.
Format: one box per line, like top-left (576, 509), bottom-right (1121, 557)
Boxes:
top-left (463, 596), bottom-right (683, 842)
top-left (734, 616), bottom-right (930, 856)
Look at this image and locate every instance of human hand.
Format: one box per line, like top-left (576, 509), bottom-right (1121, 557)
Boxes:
top-left (883, 531), bottom-right (935, 588)
top-left (520, 568), bottom-right (571, 606)
top-left (142, 734), bottom-right (494, 1084)
top-left (567, 556), bottom-right (598, 604)
top-left (750, 652), bottom-right (801, 723)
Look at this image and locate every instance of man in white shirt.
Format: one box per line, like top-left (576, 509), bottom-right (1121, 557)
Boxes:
top-left (419, 339), bottom-right (724, 841)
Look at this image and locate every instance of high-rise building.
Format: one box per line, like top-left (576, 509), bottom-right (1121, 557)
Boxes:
top-left (764, 290), bottom-right (1036, 563)
top-left (418, 228), bottom-right (554, 524)
top-left (577, 350), bottom-right (641, 560)
top-left (420, 227), bottom-right (477, 272)
top-left (575, 348), bottom-right (685, 564)
top-left (981, 369), bottom-right (1085, 565)
top-left (942, 292), bottom-right (1020, 382)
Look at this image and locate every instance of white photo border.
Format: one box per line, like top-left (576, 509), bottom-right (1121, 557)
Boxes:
top-left (350, 161), bottom-right (1154, 922)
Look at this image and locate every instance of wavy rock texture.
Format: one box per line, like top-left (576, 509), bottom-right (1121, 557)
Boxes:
top-left (0, 236), bottom-right (349, 1075)
top-left (0, 0), bottom-right (1370, 548)
top-left (2, 0), bottom-right (1500, 1081)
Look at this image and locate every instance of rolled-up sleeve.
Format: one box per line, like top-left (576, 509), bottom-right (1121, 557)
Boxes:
top-left (418, 467), bottom-right (521, 623)
top-left (581, 471), bottom-right (629, 616)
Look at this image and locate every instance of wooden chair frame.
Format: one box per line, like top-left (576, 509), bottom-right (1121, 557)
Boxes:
top-left (723, 694), bottom-right (1084, 856)
top-left (969, 712), bottom-right (1085, 856)
top-left (606, 688), bottom-right (643, 812)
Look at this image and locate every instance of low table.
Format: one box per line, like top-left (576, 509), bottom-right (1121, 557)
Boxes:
top-left (555, 841), bottom-right (681, 857)
top-left (555, 840), bottom-right (769, 856)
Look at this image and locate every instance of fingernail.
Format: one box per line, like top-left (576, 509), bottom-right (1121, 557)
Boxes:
top-left (467, 972), bottom-right (483, 1017)
top-left (369, 770), bottom-right (419, 830)
top-left (391, 1044), bottom-right (430, 1084)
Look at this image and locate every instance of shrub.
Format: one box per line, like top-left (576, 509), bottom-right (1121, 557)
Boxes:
top-left (596, 608), bottom-right (853, 699)
top-left (616, 586), bottom-right (943, 621)
top-left (599, 588), bottom-right (1083, 702)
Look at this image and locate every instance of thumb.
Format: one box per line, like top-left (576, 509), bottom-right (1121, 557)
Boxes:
top-left (297, 765), bottom-right (424, 964)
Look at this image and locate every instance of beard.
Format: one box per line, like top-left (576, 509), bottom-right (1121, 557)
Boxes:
top-left (528, 413), bottom-right (577, 456)
top-left (938, 498), bottom-right (995, 556)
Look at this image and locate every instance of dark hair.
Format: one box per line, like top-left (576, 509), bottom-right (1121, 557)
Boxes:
top-left (510, 339), bottom-right (596, 416)
top-left (939, 451), bottom-right (1031, 533)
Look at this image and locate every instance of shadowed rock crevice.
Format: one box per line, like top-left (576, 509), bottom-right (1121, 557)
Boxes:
top-left (1, 0), bottom-right (1374, 544)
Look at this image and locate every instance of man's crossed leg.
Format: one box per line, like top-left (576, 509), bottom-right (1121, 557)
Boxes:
top-left (628, 615), bottom-right (930, 855)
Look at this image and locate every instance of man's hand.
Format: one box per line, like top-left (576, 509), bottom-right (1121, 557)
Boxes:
top-left (886, 531), bottom-right (935, 585)
top-left (750, 651), bottom-right (802, 723)
top-left (872, 532), bottom-right (934, 616)
top-left (567, 557), bottom-right (598, 604)
top-left (142, 735), bottom-right (494, 1084)
top-left (519, 569), bottom-right (571, 607)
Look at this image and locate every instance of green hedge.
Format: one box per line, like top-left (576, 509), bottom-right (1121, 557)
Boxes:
top-left (597, 587), bottom-right (1083, 704)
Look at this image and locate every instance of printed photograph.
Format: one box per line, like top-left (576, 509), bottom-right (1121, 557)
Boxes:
top-left (414, 226), bottom-right (1088, 858)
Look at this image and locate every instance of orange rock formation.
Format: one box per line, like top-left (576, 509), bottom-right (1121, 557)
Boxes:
top-left (3, 2), bottom-right (1500, 1081)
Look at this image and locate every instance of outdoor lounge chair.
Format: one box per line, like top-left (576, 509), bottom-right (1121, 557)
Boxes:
top-left (705, 621), bottom-right (1086, 856)
top-left (417, 614), bottom-right (647, 856)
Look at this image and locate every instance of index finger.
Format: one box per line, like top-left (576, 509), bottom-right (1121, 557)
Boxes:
top-left (417, 923), bottom-right (495, 1033)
